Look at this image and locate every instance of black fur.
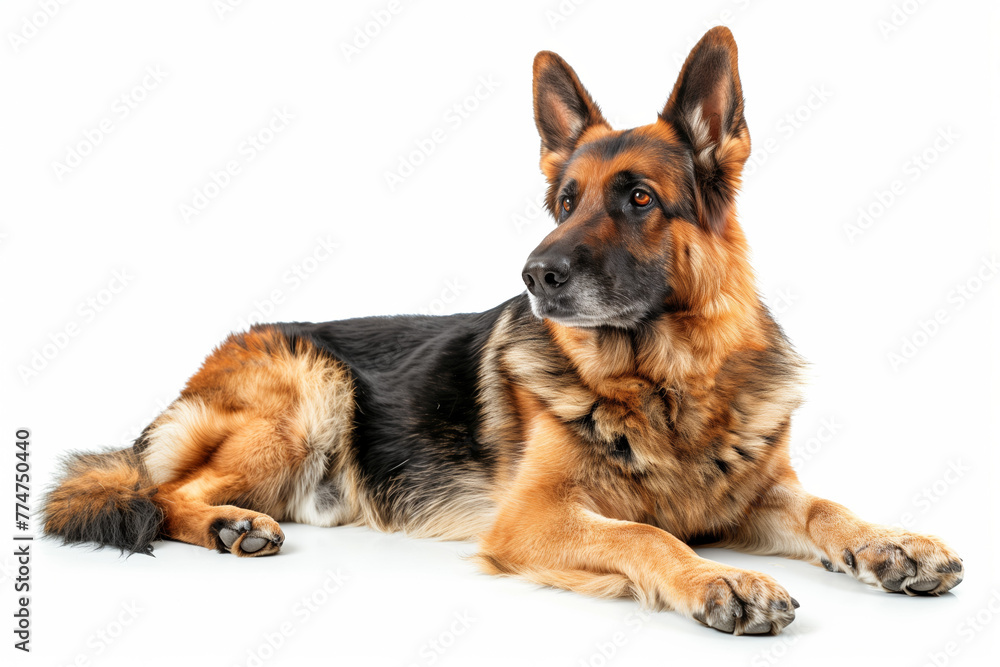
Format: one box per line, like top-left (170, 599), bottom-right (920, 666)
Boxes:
top-left (261, 301), bottom-right (512, 523)
top-left (210, 517), bottom-right (235, 553)
top-left (610, 434), bottom-right (632, 462)
top-left (660, 35), bottom-right (747, 236)
top-left (712, 457), bottom-right (730, 476)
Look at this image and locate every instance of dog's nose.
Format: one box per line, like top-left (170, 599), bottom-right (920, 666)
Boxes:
top-left (522, 254), bottom-right (571, 296)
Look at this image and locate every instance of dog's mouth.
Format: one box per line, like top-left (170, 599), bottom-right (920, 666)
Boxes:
top-left (527, 293), bottom-right (645, 329)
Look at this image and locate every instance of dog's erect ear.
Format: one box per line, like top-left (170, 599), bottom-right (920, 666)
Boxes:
top-left (533, 51), bottom-right (609, 186)
top-left (661, 26), bottom-right (750, 234)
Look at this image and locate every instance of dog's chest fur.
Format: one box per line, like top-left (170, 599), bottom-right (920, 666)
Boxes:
top-left (491, 309), bottom-right (803, 539)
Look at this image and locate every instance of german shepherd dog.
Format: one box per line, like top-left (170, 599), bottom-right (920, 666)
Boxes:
top-left (43, 27), bottom-right (963, 635)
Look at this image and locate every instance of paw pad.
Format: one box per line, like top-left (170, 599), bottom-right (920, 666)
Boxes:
top-left (212, 516), bottom-right (284, 557)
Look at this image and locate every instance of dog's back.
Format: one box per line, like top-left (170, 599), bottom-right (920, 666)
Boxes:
top-left (42, 27), bottom-right (963, 636)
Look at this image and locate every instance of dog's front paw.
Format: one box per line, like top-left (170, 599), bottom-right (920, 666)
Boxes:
top-left (830, 528), bottom-right (963, 595)
top-left (685, 565), bottom-right (798, 635)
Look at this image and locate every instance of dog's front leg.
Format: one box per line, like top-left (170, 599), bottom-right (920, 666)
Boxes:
top-left (476, 409), bottom-right (797, 635)
top-left (725, 472), bottom-right (965, 595)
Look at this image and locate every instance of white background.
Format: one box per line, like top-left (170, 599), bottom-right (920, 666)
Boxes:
top-left (2, 1), bottom-right (999, 665)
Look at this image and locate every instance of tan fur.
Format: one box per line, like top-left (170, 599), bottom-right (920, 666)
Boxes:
top-left (140, 327), bottom-right (360, 551)
top-left (43, 27), bottom-right (963, 633)
top-left (471, 27), bottom-right (962, 634)
top-left (42, 449), bottom-right (158, 539)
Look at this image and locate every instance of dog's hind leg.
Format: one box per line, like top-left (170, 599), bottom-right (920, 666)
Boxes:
top-left (145, 408), bottom-right (309, 557)
top-left (156, 474), bottom-right (286, 557)
top-left (64, 325), bottom-right (358, 556)
top-left (140, 327), bottom-right (357, 555)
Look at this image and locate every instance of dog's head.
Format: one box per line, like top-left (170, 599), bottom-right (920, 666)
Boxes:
top-left (523, 27), bottom-right (753, 328)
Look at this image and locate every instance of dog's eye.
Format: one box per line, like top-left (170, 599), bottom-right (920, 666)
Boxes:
top-left (631, 189), bottom-right (652, 207)
top-left (561, 196), bottom-right (573, 214)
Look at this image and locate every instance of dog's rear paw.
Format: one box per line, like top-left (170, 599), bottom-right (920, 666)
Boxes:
top-left (688, 567), bottom-right (798, 635)
top-left (831, 529), bottom-right (963, 595)
top-left (212, 516), bottom-right (284, 557)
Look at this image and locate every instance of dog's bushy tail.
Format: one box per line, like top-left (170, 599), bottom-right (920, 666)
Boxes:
top-left (41, 445), bottom-right (163, 556)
